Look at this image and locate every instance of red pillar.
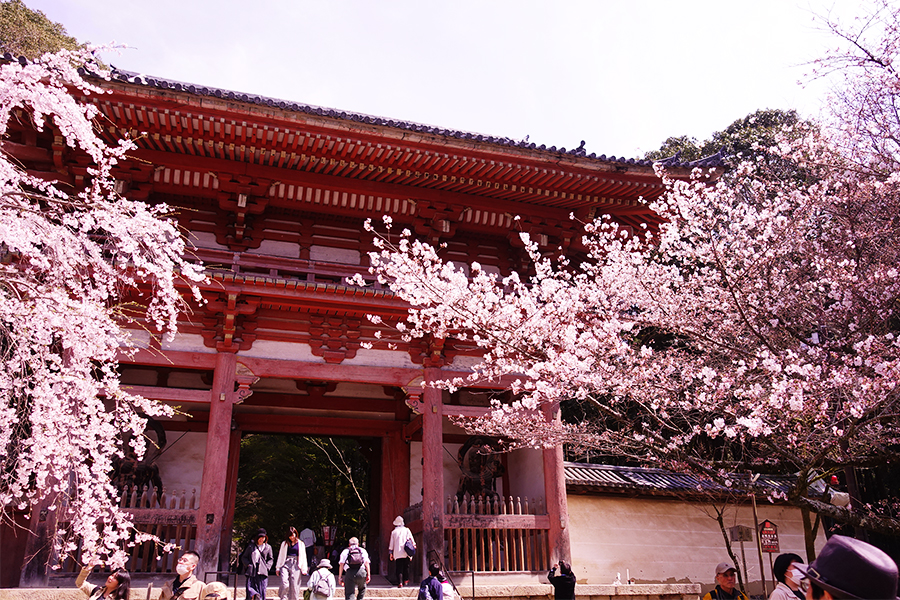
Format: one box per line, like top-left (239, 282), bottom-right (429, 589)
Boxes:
top-left (380, 431), bottom-right (410, 575)
top-left (196, 351), bottom-right (237, 578)
top-left (421, 368), bottom-right (444, 569)
top-left (542, 403), bottom-right (571, 564)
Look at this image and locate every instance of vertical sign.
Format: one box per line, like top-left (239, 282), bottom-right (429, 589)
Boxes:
top-left (759, 520), bottom-right (779, 553)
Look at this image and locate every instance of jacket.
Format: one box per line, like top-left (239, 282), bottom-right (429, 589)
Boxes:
top-left (241, 541), bottom-right (275, 577)
top-left (277, 540), bottom-right (309, 574)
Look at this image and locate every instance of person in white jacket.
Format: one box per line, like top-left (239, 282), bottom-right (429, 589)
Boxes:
top-left (277, 527), bottom-right (310, 600)
top-left (768, 553), bottom-right (805, 600)
top-left (388, 516), bottom-right (415, 588)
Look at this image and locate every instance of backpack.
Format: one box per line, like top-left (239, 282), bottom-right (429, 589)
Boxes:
top-left (313, 570), bottom-right (332, 597)
top-left (347, 545), bottom-right (364, 566)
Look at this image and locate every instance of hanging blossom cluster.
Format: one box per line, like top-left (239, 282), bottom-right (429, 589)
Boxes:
top-left (364, 27), bottom-right (900, 529)
top-left (0, 49), bottom-right (205, 567)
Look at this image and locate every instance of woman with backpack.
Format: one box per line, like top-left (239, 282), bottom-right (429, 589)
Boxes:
top-left (307, 559), bottom-right (336, 600)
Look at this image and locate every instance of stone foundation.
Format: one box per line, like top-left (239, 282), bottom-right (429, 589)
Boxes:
top-left (0, 583), bottom-right (700, 600)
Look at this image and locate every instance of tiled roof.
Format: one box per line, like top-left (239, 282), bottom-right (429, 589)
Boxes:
top-left (71, 62), bottom-right (722, 171)
top-left (565, 462), bottom-right (821, 500)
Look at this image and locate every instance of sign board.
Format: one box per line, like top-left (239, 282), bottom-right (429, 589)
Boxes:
top-left (759, 520), bottom-right (779, 553)
top-left (729, 525), bottom-right (753, 542)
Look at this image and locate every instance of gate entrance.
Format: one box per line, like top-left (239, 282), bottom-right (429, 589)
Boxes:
top-left (232, 434), bottom-right (374, 569)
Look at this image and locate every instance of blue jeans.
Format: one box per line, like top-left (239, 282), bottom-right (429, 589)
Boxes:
top-left (247, 574), bottom-right (268, 599)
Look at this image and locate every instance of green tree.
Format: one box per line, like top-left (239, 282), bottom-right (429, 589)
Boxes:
top-left (233, 435), bottom-right (372, 558)
top-left (0, 0), bottom-right (80, 59)
top-left (645, 108), bottom-right (807, 166)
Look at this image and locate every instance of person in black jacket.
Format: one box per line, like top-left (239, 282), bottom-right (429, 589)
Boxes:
top-left (548, 561), bottom-right (576, 600)
top-left (241, 528), bottom-right (274, 600)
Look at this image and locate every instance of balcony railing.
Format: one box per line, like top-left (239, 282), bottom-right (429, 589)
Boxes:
top-left (443, 494), bottom-right (550, 573)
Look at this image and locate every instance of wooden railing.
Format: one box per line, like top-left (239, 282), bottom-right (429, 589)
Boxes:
top-left (194, 248), bottom-right (384, 289)
top-left (56, 486), bottom-right (198, 575)
top-left (122, 486), bottom-right (198, 574)
top-left (443, 494), bottom-right (550, 573)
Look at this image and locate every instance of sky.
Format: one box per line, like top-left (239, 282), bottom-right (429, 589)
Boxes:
top-left (29, 0), bottom-right (855, 159)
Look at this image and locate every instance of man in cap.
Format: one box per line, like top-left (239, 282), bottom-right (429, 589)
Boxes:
top-left (798, 535), bottom-right (898, 600)
top-left (702, 562), bottom-right (749, 600)
top-left (339, 537), bottom-right (371, 600)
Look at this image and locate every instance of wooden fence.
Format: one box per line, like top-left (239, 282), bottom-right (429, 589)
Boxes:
top-left (443, 494), bottom-right (550, 573)
top-left (57, 486), bottom-right (198, 575)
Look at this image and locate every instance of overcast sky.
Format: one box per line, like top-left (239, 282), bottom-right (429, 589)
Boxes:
top-left (30, 1), bottom-right (854, 159)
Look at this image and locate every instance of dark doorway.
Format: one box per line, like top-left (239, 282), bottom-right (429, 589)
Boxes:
top-left (232, 434), bottom-right (374, 569)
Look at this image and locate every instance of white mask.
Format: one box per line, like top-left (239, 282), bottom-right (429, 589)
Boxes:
top-left (176, 563), bottom-right (191, 576)
top-left (786, 567), bottom-right (803, 586)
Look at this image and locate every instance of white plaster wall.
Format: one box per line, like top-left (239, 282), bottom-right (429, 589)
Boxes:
top-left (249, 240), bottom-right (300, 258)
top-left (241, 340), bottom-right (319, 360)
top-left (343, 348), bottom-right (418, 369)
top-left (161, 333), bottom-right (214, 353)
top-left (566, 494), bottom-right (826, 594)
top-left (310, 245), bottom-right (360, 265)
top-left (507, 449), bottom-right (545, 502)
top-left (409, 441), bottom-right (469, 505)
top-left (410, 441), bottom-right (423, 504)
top-left (154, 431), bottom-right (207, 502)
top-left (188, 231), bottom-right (229, 251)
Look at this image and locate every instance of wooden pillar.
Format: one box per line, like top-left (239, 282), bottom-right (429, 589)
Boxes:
top-left (196, 351), bottom-right (237, 578)
top-left (380, 431), bottom-right (410, 575)
top-left (542, 403), bottom-right (571, 564)
top-left (421, 368), bottom-right (444, 569)
top-left (218, 428), bottom-right (242, 567)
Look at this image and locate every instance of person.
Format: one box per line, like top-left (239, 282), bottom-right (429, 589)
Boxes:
top-left (417, 562), bottom-right (444, 600)
top-left (241, 528), bottom-right (275, 600)
top-left (388, 516), bottom-right (415, 588)
top-left (308, 558), bottom-right (337, 600)
top-left (277, 527), bottom-right (310, 600)
top-left (702, 562), bottom-right (749, 600)
top-left (797, 534), bottom-right (898, 600)
top-left (75, 563), bottom-right (131, 600)
top-left (440, 572), bottom-right (457, 600)
top-left (201, 581), bottom-right (231, 600)
top-left (160, 550), bottom-right (205, 600)
top-left (770, 553), bottom-right (805, 600)
top-left (338, 537), bottom-right (371, 600)
top-left (300, 523), bottom-right (317, 569)
top-left (548, 561), bottom-right (576, 600)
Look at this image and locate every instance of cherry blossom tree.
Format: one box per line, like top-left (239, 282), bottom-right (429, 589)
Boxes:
top-left (363, 5), bottom-right (900, 536)
top-left (0, 49), bottom-right (204, 568)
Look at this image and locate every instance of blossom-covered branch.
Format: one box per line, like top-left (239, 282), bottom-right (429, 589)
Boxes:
top-left (0, 48), bottom-right (204, 568)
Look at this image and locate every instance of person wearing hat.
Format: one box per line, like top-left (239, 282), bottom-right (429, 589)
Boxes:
top-left (201, 581), bottom-right (231, 600)
top-left (702, 562), bottom-right (749, 600)
top-left (241, 528), bottom-right (274, 600)
top-left (388, 516), bottom-right (415, 588)
top-left (338, 537), bottom-right (371, 600)
top-left (770, 553), bottom-right (806, 600)
top-left (797, 535), bottom-right (898, 600)
top-left (308, 558), bottom-right (337, 600)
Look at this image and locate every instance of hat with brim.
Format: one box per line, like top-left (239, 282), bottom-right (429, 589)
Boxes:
top-left (393, 516), bottom-right (404, 527)
top-left (716, 562), bottom-right (737, 575)
top-left (317, 559), bottom-right (332, 570)
top-left (796, 535), bottom-right (899, 600)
